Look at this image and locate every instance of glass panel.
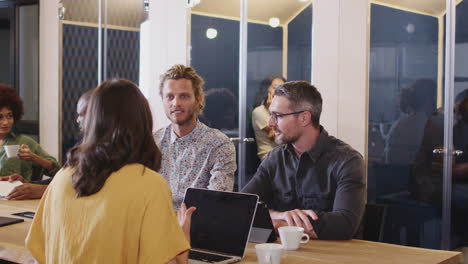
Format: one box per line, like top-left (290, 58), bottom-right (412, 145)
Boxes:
top-left (190, 1), bottom-right (241, 188)
top-left (368, 0), bottom-right (444, 249)
top-left (452, 0), bottom-right (468, 249)
top-left (244, 0), bottom-right (312, 186)
top-left (104, 0), bottom-right (145, 84)
top-left (61, 0), bottom-right (100, 161)
top-left (0, 5), bottom-right (13, 86)
top-left (286, 2), bottom-right (312, 82)
top-left (18, 5), bottom-right (39, 123)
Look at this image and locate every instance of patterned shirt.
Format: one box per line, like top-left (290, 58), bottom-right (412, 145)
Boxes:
top-left (153, 121), bottom-right (236, 207)
top-left (0, 132), bottom-right (61, 181)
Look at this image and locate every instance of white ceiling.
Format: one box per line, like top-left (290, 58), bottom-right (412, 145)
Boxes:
top-left (192, 0), bottom-right (312, 25)
top-left (372, 0), bottom-right (461, 17)
top-left (61, 0), bottom-right (464, 28)
top-left (192, 0), bottom-right (462, 24)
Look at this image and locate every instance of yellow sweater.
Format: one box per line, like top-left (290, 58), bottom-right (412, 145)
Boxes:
top-left (26, 164), bottom-right (189, 264)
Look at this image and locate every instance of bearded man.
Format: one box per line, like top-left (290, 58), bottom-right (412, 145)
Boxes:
top-left (154, 65), bottom-right (236, 207)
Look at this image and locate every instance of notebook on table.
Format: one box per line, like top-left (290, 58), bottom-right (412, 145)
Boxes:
top-left (0, 216), bottom-right (24, 227)
top-left (183, 188), bottom-right (259, 264)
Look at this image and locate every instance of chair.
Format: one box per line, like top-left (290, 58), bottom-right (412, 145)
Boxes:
top-left (362, 203), bottom-right (387, 242)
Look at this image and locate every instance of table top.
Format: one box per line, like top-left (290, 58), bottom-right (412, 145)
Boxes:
top-left (0, 199), bottom-right (464, 264)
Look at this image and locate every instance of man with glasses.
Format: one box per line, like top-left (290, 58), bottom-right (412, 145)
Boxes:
top-left (242, 81), bottom-right (366, 240)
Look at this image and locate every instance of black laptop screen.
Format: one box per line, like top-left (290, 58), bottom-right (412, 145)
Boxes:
top-left (183, 188), bottom-right (258, 257)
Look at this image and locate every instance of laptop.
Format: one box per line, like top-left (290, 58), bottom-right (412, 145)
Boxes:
top-left (248, 202), bottom-right (277, 243)
top-left (183, 188), bottom-right (259, 264)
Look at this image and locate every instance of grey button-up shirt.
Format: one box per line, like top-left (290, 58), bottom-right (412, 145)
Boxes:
top-left (242, 127), bottom-right (366, 240)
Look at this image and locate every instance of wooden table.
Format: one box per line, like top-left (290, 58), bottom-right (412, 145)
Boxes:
top-left (0, 199), bottom-right (38, 263)
top-left (0, 200), bottom-right (464, 264)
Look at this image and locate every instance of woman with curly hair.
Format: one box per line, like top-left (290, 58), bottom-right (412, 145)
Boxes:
top-left (0, 84), bottom-right (60, 199)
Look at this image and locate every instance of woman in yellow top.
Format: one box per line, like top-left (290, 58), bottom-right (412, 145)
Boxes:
top-left (26, 79), bottom-right (195, 264)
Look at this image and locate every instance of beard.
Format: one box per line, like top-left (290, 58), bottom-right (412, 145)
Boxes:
top-left (168, 105), bottom-right (199, 126)
top-left (174, 110), bottom-right (197, 126)
top-left (274, 129), bottom-right (300, 145)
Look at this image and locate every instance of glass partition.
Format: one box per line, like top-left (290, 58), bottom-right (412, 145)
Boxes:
top-left (452, 0), bottom-right (468, 249)
top-left (60, 0), bottom-right (145, 161)
top-left (190, 1), bottom-right (241, 188)
top-left (0, 3), bottom-right (14, 86)
top-left (104, 0), bottom-right (144, 83)
top-left (0, 2), bottom-right (39, 140)
top-left (245, 1), bottom-right (312, 185)
top-left (367, 0), bottom-right (465, 250)
top-left (61, 0), bottom-right (100, 160)
top-left (286, 2), bottom-right (312, 82)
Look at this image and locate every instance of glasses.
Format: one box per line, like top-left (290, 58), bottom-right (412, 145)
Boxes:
top-left (269, 110), bottom-right (305, 123)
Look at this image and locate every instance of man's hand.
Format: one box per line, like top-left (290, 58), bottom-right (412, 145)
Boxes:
top-left (0, 173), bottom-right (28, 183)
top-left (176, 203), bottom-right (196, 243)
top-left (6, 183), bottom-right (47, 200)
top-left (270, 209), bottom-right (319, 238)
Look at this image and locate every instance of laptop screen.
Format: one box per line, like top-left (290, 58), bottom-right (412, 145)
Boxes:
top-left (184, 188), bottom-right (259, 257)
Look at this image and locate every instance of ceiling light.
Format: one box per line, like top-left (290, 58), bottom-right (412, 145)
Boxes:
top-left (187, 0), bottom-right (201, 8)
top-left (206, 28), bottom-right (218, 39)
top-left (269, 17), bottom-right (280, 28)
top-left (299, 0), bottom-right (310, 2)
top-left (406, 23), bottom-right (415, 33)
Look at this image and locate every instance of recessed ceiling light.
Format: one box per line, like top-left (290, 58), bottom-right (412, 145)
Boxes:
top-left (406, 23), bottom-right (415, 33)
top-left (206, 28), bottom-right (218, 39)
top-left (187, 0), bottom-right (201, 8)
top-left (269, 17), bottom-right (280, 28)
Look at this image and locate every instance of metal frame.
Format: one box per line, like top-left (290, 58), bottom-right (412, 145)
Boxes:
top-left (237, 0), bottom-right (248, 189)
top-left (441, 0), bottom-right (456, 250)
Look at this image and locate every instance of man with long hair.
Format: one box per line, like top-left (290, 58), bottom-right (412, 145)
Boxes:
top-left (154, 64), bottom-right (236, 207)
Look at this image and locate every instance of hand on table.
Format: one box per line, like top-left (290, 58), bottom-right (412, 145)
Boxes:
top-left (270, 209), bottom-right (319, 238)
top-left (6, 183), bottom-right (47, 200)
top-left (0, 173), bottom-right (28, 183)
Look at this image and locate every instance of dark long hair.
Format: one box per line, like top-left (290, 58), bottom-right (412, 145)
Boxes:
top-left (254, 75), bottom-right (286, 107)
top-left (66, 79), bottom-right (161, 197)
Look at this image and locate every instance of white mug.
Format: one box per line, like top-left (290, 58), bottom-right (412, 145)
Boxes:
top-left (4, 145), bottom-right (20, 158)
top-left (278, 226), bottom-right (310, 250)
top-left (255, 243), bottom-right (282, 264)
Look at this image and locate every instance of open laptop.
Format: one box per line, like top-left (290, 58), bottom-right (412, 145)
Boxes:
top-left (183, 188), bottom-right (259, 264)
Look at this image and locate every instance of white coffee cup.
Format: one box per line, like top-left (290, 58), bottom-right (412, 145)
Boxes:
top-left (278, 226), bottom-right (310, 250)
top-left (4, 145), bottom-right (19, 158)
top-left (255, 243), bottom-right (282, 264)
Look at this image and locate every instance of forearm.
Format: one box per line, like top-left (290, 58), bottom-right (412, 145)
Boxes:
top-left (175, 251), bottom-right (189, 264)
top-left (311, 211), bottom-right (360, 240)
top-left (33, 155), bottom-right (55, 171)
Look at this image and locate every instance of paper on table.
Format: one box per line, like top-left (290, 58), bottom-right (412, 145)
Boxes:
top-left (0, 181), bottom-right (23, 199)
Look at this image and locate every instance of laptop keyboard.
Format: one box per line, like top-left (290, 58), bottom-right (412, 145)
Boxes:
top-left (189, 250), bottom-right (231, 263)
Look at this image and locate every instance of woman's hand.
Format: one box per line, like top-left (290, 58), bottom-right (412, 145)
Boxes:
top-left (0, 173), bottom-right (28, 183)
top-left (176, 203), bottom-right (196, 243)
top-left (17, 144), bottom-right (54, 171)
top-left (17, 144), bottom-right (39, 162)
top-left (6, 183), bottom-right (47, 200)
